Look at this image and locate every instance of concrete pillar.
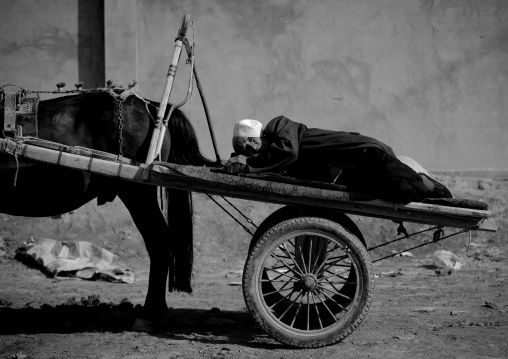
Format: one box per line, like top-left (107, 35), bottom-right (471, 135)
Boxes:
top-left (78, 0), bottom-right (105, 88)
top-left (104, 0), bottom-right (138, 89)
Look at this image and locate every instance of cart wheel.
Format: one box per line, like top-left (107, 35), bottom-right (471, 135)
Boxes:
top-left (250, 206), bottom-right (366, 316)
top-left (243, 217), bottom-right (374, 348)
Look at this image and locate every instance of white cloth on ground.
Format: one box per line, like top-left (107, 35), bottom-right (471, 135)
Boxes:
top-left (17, 237), bottom-right (134, 283)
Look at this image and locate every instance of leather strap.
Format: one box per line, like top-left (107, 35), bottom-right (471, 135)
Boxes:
top-left (3, 92), bottom-right (16, 134)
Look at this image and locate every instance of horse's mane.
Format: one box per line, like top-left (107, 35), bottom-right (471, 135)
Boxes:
top-left (146, 100), bottom-right (217, 167)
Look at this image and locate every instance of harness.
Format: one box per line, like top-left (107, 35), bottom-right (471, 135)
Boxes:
top-left (0, 83), bottom-right (156, 188)
top-left (0, 83), bottom-right (157, 154)
top-left (1, 87), bottom-right (39, 138)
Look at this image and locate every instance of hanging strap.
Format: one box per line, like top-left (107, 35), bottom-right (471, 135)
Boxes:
top-left (3, 92), bottom-right (17, 134)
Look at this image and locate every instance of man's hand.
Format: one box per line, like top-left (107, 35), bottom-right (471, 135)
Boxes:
top-left (225, 155), bottom-right (248, 174)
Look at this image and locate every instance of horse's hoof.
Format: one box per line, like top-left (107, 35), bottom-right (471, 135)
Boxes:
top-left (131, 317), bottom-right (156, 333)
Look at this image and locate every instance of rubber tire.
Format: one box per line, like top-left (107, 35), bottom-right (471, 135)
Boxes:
top-left (243, 217), bottom-right (374, 348)
top-left (248, 206), bottom-right (366, 253)
top-left (250, 206), bottom-right (365, 312)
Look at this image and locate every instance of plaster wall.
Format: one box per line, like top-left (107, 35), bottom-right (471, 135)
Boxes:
top-left (0, 0), bottom-right (104, 91)
top-left (1, 0), bottom-right (507, 170)
top-left (134, 0), bottom-right (508, 171)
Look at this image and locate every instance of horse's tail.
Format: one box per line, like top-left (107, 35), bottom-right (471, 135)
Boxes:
top-left (165, 107), bottom-right (217, 167)
top-left (160, 107), bottom-right (215, 293)
top-left (160, 187), bottom-right (194, 293)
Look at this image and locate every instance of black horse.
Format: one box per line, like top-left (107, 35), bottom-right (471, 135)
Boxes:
top-left (0, 90), bottom-right (216, 329)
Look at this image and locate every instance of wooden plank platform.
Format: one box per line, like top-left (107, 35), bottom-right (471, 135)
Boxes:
top-left (0, 138), bottom-right (497, 232)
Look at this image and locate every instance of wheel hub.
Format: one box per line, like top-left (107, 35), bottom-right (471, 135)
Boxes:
top-left (301, 274), bottom-right (318, 292)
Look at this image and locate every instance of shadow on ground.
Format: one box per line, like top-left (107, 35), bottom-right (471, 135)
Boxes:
top-left (0, 298), bottom-right (281, 348)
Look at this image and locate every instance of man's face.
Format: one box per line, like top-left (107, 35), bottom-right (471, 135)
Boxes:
top-left (234, 137), bottom-right (263, 156)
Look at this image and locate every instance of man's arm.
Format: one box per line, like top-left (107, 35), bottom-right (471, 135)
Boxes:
top-left (247, 116), bottom-right (306, 173)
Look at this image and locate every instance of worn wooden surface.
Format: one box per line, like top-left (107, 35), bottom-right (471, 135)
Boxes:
top-left (0, 138), bottom-right (497, 232)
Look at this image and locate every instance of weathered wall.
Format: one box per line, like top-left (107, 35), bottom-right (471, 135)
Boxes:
top-left (1, 0), bottom-right (507, 170)
top-left (0, 0), bottom-right (104, 91)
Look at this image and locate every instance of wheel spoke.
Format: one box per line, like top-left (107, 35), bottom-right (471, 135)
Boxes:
top-left (318, 280), bottom-right (356, 285)
top-left (324, 254), bottom-right (349, 266)
top-left (326, 241), bottom-right (340, 254)
top-left (310, 292), bottom-right (324, 329)
top-left (263, 271), bottom-right (297, 297)
top-left (321, 268), bottom-right (351, 281)
top-left (325, 254), bottom-right (352, 266)
top-left (261, 279), bottom-right (299, 283)
top-left (277, 291), bottom-right (304, 320)
top-left (270, 264), bottom-right (290, 271)
top-left (317, 285), bottom-right (346, 311)
top-left (306, 292), bottom-right (310, 331)
top-left (269, 288), bottom-right (297, 309)
top-left (319, 273), bottom-right (349, 282)
top-left (324, 263), bottom-right (353, 268)
top-left (269, 252), bottom-right (303, 277)
top-left (319, 284), bottom-right (353, 301)
top-left (310, 239), bottom-right (327, 274)
top-left (264, 266), bottom-right (299, 282)
top-left (290, 293), bottom-right (305, 327)
top-left (263, 286), bottom-right (294, 297)
top-left (314, 254), bottom-right (350, 276)
top-left (297, 242), bottom-right (308, 274)
top-left (313, 290), bottom-right (338, 322)
top-left (307, 238), bottom-right (313, 276)
top-left (279, 243), bottom-right (306, 276)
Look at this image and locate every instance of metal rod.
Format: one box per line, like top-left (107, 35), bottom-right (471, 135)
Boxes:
top-left (182, 38), bottom-right (222, 164)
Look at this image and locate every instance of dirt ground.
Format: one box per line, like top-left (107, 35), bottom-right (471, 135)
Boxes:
top-left (0, 173), bottom-right (507, 359)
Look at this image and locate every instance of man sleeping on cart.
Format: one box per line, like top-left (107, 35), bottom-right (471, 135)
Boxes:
top-left (225, 116), bottom-right (453, 203)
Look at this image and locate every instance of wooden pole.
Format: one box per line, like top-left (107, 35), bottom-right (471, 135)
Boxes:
top-left (145, 14), bottom-right (189, 163)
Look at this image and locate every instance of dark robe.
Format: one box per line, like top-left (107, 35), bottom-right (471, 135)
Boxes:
top-left (245, 115), bottom-right (431, 202)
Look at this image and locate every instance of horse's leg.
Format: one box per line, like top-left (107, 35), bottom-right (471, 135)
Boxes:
top-left (117, 183), bottom-right (171, 330)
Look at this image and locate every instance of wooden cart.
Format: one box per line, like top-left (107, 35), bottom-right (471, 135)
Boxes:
top-left (0, 136), bottom-right (497, 347)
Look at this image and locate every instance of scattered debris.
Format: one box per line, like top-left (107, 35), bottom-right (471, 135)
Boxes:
top-left (391, 250), bottom-right (415, 258)
top-left (448, 320), bottom-right (500, 328)
top-left (435, 268), bottom-right (454, 276)
top-left (483, 301), bottom-right (507, 312)
top-left (413, 307), bottom-right (436, 313)
top-left (80, 294), bottom-right (101, 306)
top-left (393, 334), bottom-right (415, 341)
top-left (467, 247), bottom-right (506, 262)
top-left (381, 270), bottom-right (403, 277)
top-left (0, 299), bottom-right (13, 307)
top-left (431, 250), bottom-right (463, 270)
top-left (0, 236), bottom-right (6, 257)
top-left (450, 310), bottom-right (467, 316)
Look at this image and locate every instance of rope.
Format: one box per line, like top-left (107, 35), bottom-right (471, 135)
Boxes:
top-left (367, 226), bottom-right (440, 252)
top-left (145, 161), bottom-right (258, 234)
top-left (187, 21), bottom-right (195, 122)
top-left (372, 226), bottom-right (477, 263)
top-left (206, 194), bottom-right (256, 236)
top-left (220, 196), bottom-right (258, 229)
top-left (13, 151), bottom-right (20, 186)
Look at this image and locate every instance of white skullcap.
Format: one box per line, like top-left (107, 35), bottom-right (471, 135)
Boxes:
top-left (233, 119), bottom-right (262, 137)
